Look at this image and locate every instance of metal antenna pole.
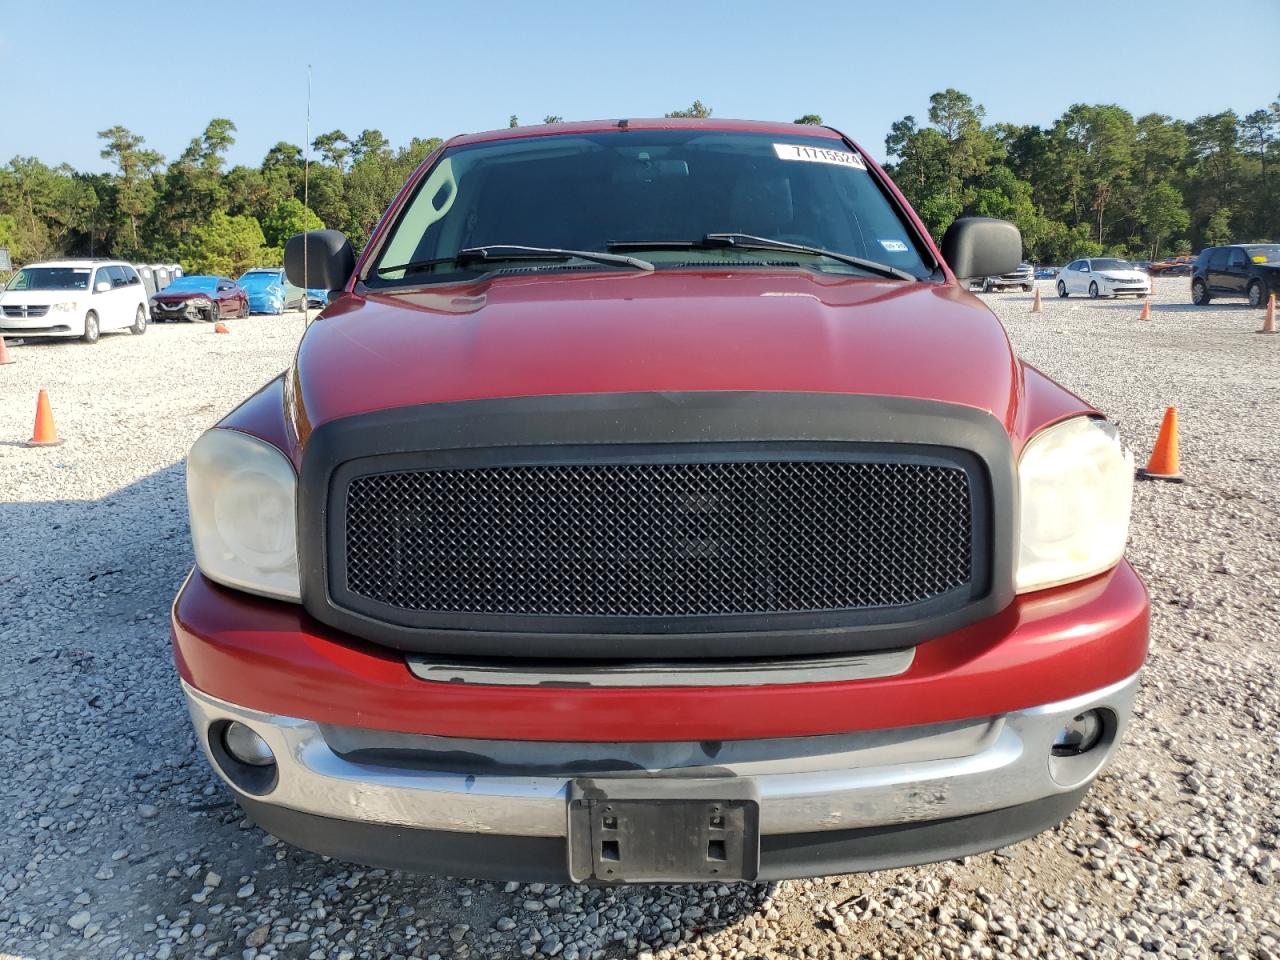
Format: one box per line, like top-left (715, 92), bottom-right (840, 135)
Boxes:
top-left (303, 64), bottom-right (312, 327)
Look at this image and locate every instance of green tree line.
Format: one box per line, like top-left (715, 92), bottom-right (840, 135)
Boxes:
top-left (884, 89), bottom-right (1279, 262)
top-left (1, 91), bottom-right (1275, 276)
top-left (0, 119), bottom-right (442, 276)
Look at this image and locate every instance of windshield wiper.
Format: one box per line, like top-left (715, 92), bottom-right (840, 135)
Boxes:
top-left (376, 244), bottom-right (654, 278)
top-left (608, 234), bottom-right (916, 281)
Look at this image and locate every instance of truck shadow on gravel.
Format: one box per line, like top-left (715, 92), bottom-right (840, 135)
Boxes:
top-left (1, 462), bottom-right (773, 958)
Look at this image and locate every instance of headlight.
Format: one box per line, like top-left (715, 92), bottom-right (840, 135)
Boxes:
top-left (51, 301), bottom-right (79, 313)
top-left (187, 429), bottom-right (299, 601)
top-left (1016, 416), bottom-right (1133, 593)
top-left (190, 297), bottom-right (211, 307)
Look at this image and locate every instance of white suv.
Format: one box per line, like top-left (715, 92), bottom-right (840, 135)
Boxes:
top-left (0, 259), bottom-right (150, 343)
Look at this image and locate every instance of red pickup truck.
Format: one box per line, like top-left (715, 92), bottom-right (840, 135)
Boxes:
top-left (171, 119), bottom-right (1147, 883)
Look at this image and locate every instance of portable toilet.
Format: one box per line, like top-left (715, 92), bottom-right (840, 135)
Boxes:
top-left (136, 265), bottom-right (157, 298)
top-left (153, 265), bottom-right (171, 290)
top-left (169, 263), bottom-right (184, 279)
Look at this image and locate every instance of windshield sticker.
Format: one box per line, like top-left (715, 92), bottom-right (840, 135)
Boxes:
top-left (879, 239), bottom-right (908, 252)
top-left (773, 143), bottom-right (867, 170)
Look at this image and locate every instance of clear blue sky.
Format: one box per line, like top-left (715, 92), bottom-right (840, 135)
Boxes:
top-left (3, 0), bottom-right (1277, 173)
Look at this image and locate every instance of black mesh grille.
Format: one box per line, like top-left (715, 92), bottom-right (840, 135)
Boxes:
top-left (341, 459), bottom-right (973, 619)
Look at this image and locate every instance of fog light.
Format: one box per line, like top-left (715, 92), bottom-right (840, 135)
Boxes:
top-left (223, 721), bottom-right (275, 767)
top-left (1052, 710), bottom-right (1104, 757)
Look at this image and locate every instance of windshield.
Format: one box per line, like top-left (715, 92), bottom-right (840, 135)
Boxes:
top-left (5, 266), bottom-right (91, 291)
top-left (238, 271), bottom-right (283, 291)
top-left (367, 129), bottom-right (931, 287)
top-left (1091, 259), bottom-right (1135, 271)
top-left (1244, 245), bottom-right (1280, 263)
top-left (163, 276), bottom-right (219, 294)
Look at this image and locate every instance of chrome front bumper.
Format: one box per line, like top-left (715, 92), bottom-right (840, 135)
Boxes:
top-left (183, 673), bottom-right (1138, 840)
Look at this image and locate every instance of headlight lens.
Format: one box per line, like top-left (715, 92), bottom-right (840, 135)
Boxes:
top-left (190, 297), bottom-right (211, 306)
top-left (1015, 417), bottom-right (1133, 593)
top-left (51, 301), bottom-right (79, 313)
top-left (187, 429), bottom-right (300, 601)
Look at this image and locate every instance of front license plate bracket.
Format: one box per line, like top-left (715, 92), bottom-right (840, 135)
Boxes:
top-left (567, 779), bottom-right (760, 883)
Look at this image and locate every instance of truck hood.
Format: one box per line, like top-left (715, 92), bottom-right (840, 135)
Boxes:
top-left (289, 271), bottom-right (1029, 440)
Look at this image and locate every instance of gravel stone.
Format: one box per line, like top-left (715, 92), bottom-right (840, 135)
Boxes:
top-left (245, 924), bottom-right (269, 947)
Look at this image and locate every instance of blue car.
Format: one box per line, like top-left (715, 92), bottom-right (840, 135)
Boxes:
top-left (236, 268), bottom-right (329, 315)
top-left (237, 268), bottom-right (294, 315)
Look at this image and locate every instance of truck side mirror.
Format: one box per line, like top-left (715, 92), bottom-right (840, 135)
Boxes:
top-left (940, 217), bottom-right (1022, 281)
top-left (285, 230), bottom-right (355, 292)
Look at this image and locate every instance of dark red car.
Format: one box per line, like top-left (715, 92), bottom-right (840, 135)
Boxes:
top-left (150, 275), bottom-right (248, 323)
top-left (172, 119), bottom-right (1148, 883)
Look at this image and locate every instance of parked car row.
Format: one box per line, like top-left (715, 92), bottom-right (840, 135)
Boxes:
top-left (974, 244), bottom-right (1278, 308)
top-left (978, 259), bottom-right (1151, 298)
top-left (1149, 255), bottom-right (1195, 276)
top-left (150, 269), bottom-right (329, 322)
top-left (1, 258), bottom-right (332, 344)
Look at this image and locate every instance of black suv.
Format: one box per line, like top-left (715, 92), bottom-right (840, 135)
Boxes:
top-left (1191, 244), bottom-right (1280, 307)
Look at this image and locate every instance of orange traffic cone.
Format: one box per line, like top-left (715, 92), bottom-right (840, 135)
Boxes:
top-left (0, 336), bottom-right (14, 365)
top-left (1031, 288), bottom-right (1042, 313)
top-left (27, 388), bottom-right (62, 447)
top-left (1139, 300), bottom-right (1151, 321)
top-left (214, 322), bottom-right (230, 334)
top-left (1259, 293), bottom-right (1276, 334)
top-left (1138, 407), bottom-right (1182, 483)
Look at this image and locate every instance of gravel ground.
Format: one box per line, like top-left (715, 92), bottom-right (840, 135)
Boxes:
top-left (1, 279), bottom-right (1278, 960)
